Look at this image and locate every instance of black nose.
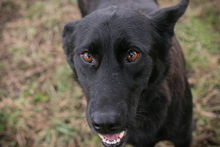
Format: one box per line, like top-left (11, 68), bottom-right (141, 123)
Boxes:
top-left (91, 110), bottom-right (121, 134)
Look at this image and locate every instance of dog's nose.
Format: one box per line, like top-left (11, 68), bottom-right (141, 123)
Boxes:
top-left (91, 110), bottom-right (121, 134)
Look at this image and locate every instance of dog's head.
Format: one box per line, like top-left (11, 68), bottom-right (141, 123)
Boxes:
top-left (62, 0), bottom-right (189, 146)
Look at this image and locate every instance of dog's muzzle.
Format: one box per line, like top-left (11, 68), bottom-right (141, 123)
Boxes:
top-left (91, 110), bottom-right (127, 147)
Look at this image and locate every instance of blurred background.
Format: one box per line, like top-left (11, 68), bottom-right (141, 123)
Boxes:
top-left (0, 0), bottom-right (219, 146)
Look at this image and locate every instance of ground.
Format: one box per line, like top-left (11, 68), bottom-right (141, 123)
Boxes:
top-left (0, 0), bottom-right (219, 147)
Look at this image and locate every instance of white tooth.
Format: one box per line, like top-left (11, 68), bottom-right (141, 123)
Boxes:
top-left (119, 131), bottom-right (124, 138)
top-left (117, 138), bottom-right (120, 143)
top-left (103, 138), bottom-right (106, 143)
top-left (98, 134), bottom-right (104, 139)
top-left (106, 140), bottom-right (110, 144)
top-left (113, 140), bottom-right (116, 144)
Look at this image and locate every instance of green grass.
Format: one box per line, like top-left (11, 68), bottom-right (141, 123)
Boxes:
top-left (175, 1), bottom-right (220, 145)
top-left (0, 0), bottom-right (219, 146)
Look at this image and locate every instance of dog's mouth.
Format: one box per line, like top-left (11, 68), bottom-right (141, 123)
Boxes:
top-left (98, 130), bottom-right (127, 147)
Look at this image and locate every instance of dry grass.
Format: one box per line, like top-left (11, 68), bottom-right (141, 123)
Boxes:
top-left (0, 0), bottom-right (219, 147)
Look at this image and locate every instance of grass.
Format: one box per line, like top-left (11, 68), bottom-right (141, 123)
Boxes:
top-left (0, 0), bottom-right (219, 146)
top-left (174, 0), bottom-right (220, 145)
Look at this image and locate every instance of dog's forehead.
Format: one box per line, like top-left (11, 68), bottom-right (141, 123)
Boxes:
top-left (81, 6), bottom-right (146, 24)
top-left (79, 6), bottom-right (151, 34)
top-left (75, 6), bottom-right (152, 51)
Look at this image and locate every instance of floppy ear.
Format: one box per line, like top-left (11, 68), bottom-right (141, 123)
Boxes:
top-left (62, 21), bottom-right (79, 55)
top-left (62, 21), bottom-right (79, 78)
top-left (148, 0), bottom-right (189, 38)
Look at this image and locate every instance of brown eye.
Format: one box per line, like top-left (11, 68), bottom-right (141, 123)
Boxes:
top-left (83, 51), bottom-right (93, 62)
top-left (127, 51), bottom-right (139, 61)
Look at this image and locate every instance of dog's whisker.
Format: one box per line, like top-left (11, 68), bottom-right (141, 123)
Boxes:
top-left (135, 114), bottom-right (152, 122)
top-left (136, 110), bottom-right (148, 113)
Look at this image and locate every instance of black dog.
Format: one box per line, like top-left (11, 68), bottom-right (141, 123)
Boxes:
top-left (62, 0), bottom-right (192, 146)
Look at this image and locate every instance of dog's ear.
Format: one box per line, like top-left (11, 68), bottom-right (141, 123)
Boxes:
top-left (62, 21), bottom-right (79, 79)
top-left (148, 0), bottom-right (189, 38)
top-left (62, 21), bottom-right (79, 55)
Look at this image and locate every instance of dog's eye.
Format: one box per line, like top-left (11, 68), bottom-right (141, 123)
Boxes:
top-left (127, 51), bottom-right (139, 62)
top-left (83, 51), bottom-right (93, 62)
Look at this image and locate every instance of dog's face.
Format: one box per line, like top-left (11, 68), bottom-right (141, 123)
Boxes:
top-left (62, 1), bottom-right (188, 147)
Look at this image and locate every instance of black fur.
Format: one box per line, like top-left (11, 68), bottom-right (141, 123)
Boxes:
top-left (62, 0), bottom-right (192, 146)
